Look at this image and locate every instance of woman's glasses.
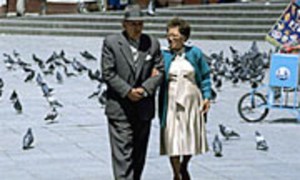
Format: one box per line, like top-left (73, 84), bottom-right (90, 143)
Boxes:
top-left (166, 34), bottom-right (182, 39)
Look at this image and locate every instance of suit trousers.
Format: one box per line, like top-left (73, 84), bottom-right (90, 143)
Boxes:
top-left (108, 117), bottom-right (151, 180)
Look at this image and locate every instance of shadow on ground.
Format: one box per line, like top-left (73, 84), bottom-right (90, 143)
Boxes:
top-left (268, 118), bottom-right (300, 124)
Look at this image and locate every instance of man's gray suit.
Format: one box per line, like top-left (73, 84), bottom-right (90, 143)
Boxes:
top-left (101, 31), bottom-right (164, 180)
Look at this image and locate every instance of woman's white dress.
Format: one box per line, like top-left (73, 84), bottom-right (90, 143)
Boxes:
top-left (160, 54), bottom-right (209, 156)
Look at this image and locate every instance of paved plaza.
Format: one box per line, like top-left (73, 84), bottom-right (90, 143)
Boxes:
top-left (0, 35), bottom-right (300, 180)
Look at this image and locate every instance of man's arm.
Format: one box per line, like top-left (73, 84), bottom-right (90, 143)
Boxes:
top-left (101, 38), bottom-right (132, 98)
top-left (141, 39), bottom-right (165, 96)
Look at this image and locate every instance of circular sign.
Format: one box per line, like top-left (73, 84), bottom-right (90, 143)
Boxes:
top-left (275, 66), bottom-right (290, 81)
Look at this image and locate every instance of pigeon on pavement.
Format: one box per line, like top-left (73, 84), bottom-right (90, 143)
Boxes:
top-left (80, 50), bottom-right (97, 61)
top-left (13, 49), bottom-right (20, 58)
top-left (10, 90), bottom-right (18, 102)
top-left (212, 134), bottom-right (222, 157)
top-left (0, 78), bottom-right (4, 89)
top-left (24, 70), bottom-right (35, 83)
top-left (255, 131), bottom-right (269, 151)
top-left (56, 71), bottom-right (63, 83)
top-left (44, 108), bottom-right (58, 123)
top-left (88, 69), bottom-right (103, 83)
top-left (40, 82), bottom-right (53, 97)
top-left (98, 90), bottom-right (107, 107)
top-left (32, 53), bottom-right (45, 69)
top-left (63, 65), bottom-right (77, 77)
top-left (36, 73), bottom-right (44, 86)
top-left (214, 78), bottom-right (222, 91)
top-left (47, 96), bottom-right (63, 108)
top-left (13, 98), bottom-right (22, 114)
top-left (219, 124), bottom-right (240, 140)
top-left (23, 128), bottom-right (34, 150)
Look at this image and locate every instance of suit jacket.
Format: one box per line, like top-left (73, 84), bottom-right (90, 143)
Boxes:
top-left (101, 31), bottom-right (164, 121)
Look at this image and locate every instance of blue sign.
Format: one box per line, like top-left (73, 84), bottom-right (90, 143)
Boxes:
top-left (269, 54), bottom-right (299, 88)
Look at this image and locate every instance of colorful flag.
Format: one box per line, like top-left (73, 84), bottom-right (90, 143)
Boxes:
top-left (266, 0), bottom-right (300, 46)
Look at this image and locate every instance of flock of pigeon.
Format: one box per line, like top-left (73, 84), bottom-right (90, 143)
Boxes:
top-left (2, 42), bottom-right (271, 154)
top-left (212, 124), bottom-right (269, 158)
top-left (209, 42), bottom-right (271, 157)
top-left (207, 41), bottom-right (272, 101)
top-left (1, 49), bottom-right (106, 150)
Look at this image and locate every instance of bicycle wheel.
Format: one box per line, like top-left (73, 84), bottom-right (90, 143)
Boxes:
top-left (238, 92), bottom-right (269, 122)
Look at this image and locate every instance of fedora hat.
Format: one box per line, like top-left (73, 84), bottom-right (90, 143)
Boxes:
top-left (124, 5), bottom-right (144, 21)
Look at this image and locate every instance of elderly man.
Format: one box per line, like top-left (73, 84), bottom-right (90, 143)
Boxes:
top-left (101, 5), bottom-right (164, 180)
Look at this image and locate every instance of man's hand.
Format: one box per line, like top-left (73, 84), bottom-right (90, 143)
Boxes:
top-left (127, 88), bottom-right (145, 102)
top-left (201, 99), bottom-right (211, 113)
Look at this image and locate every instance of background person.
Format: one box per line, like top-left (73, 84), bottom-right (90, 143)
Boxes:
top-left (147, 0), bottom-right (155, 16)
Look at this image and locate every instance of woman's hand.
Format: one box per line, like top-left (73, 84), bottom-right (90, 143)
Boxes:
top-left (201, 99), bottom-right (211, 113)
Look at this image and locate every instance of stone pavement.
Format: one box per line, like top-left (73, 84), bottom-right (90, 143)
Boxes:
top-left (0, 35), bottom-right (300, 180)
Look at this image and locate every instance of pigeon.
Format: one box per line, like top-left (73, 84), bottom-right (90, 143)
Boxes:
top-left (255, 131), bottom-right (268, 151)
top-left (98, 90), bottom-right (107, 107)
top-left (22, 66), bottom-right (34, 73)
top-left (3, 56), bottom-right (15, 70)
top-left (32, 54), bottom-right (45, 69)
top-left (24, 70), bottom-right (35, 83)
top-left (41, 83), bottom-right (53, 97)
top-left (212, 134), bottom-right (222, 157)
top-left (3, 52), bottom-right (11, 58)
top-left (88, 90), bottom-right (101, 99)
top-left (54, 60), bottom-right (64, 67)
top-left (46, 51), bottom-right (59, 64)
top-left (250, 41), bottom-right (259, 53)
top-left (214, 78), bottom-right (222, 91)
top-left (62, 66), bottom-right (76, 77)
top-left (88, 82), bottom-right (104, 99)
top-left (229, 46), bottom-right (238, 54)
top-left (62, 56), bottom-right (72, 64)
top-left (72, 58), bottom-right (88, 73)
top-left (59, 49), bottom-right (65, 58)
top-left (17, 58), bottom-right (31, 68)
top-left (35, 73), bottom-right (44, 86)
top-left (88, 69), bottom-right (103, 82)
top-left (23, 128), bottom-right (34, 150)
top-left (13, 98), bottom-right (22, 114)
top-left (13, 49), bottom-right (20, 58)
top-left (44, 107), bottom-right (58, 123)
top-left (250, 81), bottom-right (258, 89)
top-left (10, 90), bottom-right (18, 102)
top-left (56, 71), bottom-right (63, 83)
top-left (43, 64), bottom-right (55, 75)
top-left (212, 73), bottom-right (218, 83)
top-left (58, 52), bottom-right (72, 64)
top-left (0, 78), bottom-right (4, 89)
top-left (232, 76), bottom-right (239, 86)
top-left (80, 50), bottom-right (97, 61)
top-left (211, 88), bottom-right (217, 103)
top-left (47, 96), bottom-right (63, 108)
top-left (219, 124), bottom-right (240, 140)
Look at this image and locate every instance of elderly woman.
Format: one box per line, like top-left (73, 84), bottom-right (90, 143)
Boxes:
top-left (159, 17), bottom-right (212, 180)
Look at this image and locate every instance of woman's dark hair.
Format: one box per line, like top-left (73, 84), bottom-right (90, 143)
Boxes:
top-left (167, 17), bottom-right (191, 40)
